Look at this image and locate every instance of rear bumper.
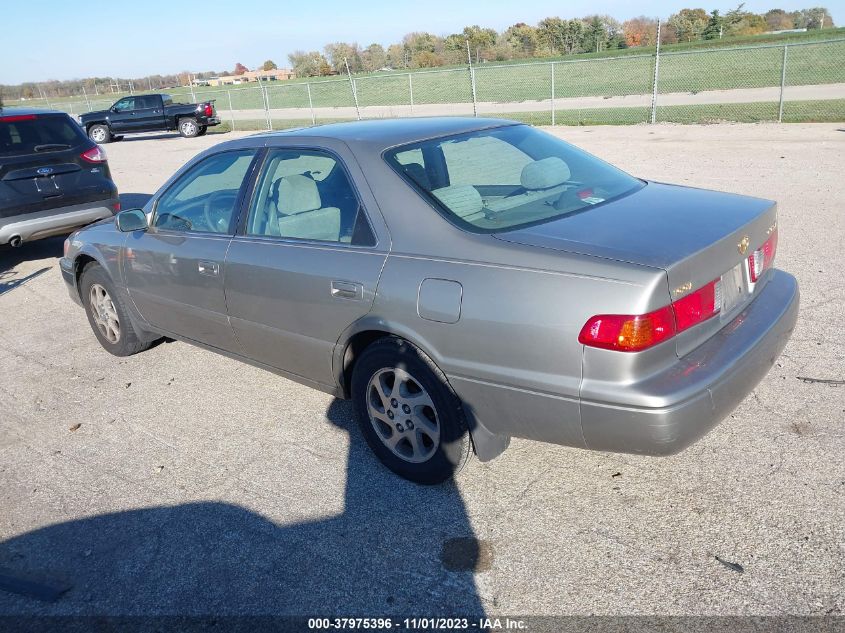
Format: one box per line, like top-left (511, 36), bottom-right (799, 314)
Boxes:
top-left (0, 200), bottom-right (117, 245)
top-left (579, 269), bottom-right (800, 455)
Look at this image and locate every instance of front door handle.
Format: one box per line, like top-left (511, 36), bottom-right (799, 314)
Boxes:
top-left (331, 280), bottom-right (363, 300)
top-left (198, 260), bottom-right (219, 276)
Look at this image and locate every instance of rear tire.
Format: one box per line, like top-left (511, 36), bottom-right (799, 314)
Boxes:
top-left (196, 125), bottom-right (208, 137)
top-left (79, 263), bottom-right (153, 357)
top-left (351, 337), bottom-right (472, 484)
top-left (178, 118), bottom-right (200, 138)
top-left (88, 124), bottom-right (111, 144)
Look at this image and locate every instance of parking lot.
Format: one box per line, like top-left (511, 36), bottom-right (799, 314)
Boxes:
top-left (0, 123), bottom-right (842, 619)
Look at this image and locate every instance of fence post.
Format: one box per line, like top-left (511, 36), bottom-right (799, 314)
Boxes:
top-left (69, 102), bottom-right (74, 116)
top-left (650, 19), bottom-right (662, 124)
top-left (306, 83), bottom-right (316, 125)
top-left (189, 75), bottom-right (196, 103)
top-left (550, 63), bottom-right (555, 126)
top-left (408, 73), bottom-right (414, 115)
top-left (466, 39), bottom-right (478, 117)
top-left (778, 45), bottom-right (788, 123)
top-left (344, 58), bottom-right (361, 120)
top-left (261, 82), bottom-right (272, 130)
top-left (227, 90), bottom-right (236, 131)
top-left (82, 86), bottom-right (91, 111)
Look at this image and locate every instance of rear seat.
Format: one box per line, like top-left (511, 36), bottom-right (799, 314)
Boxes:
top-left (485, 157), bottom-right (571, 214)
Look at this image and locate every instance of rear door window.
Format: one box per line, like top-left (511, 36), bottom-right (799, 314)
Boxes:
top-left (0, 114), bottom-right (87, 156)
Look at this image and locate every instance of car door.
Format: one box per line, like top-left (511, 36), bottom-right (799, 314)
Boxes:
top-left (123, 148), bottom-right (260, 351)
top-left (108, 97), bottom-right (139, 133)
top-left (224, 145), bottom-right (388, 387)
top-left (133, 95), bottom-right (166, 131)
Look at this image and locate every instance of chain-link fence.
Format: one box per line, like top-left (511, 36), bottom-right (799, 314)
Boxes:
top-left (9, 38), bottom-right (844, 129)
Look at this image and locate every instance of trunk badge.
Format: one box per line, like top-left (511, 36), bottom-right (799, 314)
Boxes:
top-left (36, 167), bottom-right (54, 176)
top-left (738, 236), bottom-right (750, 256)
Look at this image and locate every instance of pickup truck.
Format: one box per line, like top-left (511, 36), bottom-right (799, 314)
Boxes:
top-left (78, 94), bottom-right (220, 143)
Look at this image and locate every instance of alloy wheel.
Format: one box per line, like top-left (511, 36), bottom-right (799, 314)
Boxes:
top-left (89, 283), bottom-right (121, 343)
top-left (366, 367), bottom-right (440, 463)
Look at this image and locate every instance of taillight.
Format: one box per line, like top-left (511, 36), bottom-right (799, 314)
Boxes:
top-left (579, 278), bottom-right (723, 352)
top-left (0, 114), bottom-right (37, 122)
top-left (203, 103), bottom-right (213, 117)
top-left (673, 278), bottom-right (721, 332)
top-left (749, 229), bottom-right (778, 282)
top-left (63, 237), bottom-right (70, 257)
top-left (112, 201), bottom-right (121, 213)
top-left (81, 145), bottom-right (107, 163)
top-left (578, 306), bottom-right (676, 352)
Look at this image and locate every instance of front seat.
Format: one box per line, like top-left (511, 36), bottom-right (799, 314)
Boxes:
top-left (270, 174), bottom-right (341, 242)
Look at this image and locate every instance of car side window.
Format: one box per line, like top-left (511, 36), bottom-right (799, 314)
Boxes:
top-left (153, 150), bottom-right (257, 234)
top-left (113, 98), bottom-right (135, 112)
top-left (245, 149), bottom-right (375, 245)
top-left (441, 136), bottom-right (531, 186)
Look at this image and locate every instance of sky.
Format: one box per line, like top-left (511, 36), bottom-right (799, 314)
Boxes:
top-left (2, 0), bottom-right (843, 84)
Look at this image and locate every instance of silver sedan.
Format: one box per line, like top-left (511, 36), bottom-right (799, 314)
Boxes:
top-left (60, 118), bottom-right (799, 483)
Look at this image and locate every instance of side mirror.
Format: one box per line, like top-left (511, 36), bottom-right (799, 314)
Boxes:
top-left (115, 208), bottom-right (148, 232)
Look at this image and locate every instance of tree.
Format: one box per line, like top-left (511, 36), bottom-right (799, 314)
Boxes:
top-left (502, 23), bottom-right (539, 57)
top-left (261, 60), bottom-right (277, 71)
top-left (798, 7), bottom-right (834, 28)
top-left (723, 4), bottom-right (767, 35)
top-left (287, 50), bottom-right (329, 77)
top-left (622, 16), bottom-right (658, 47)
top-left (412, 51), bottom-right (443, 68)
top-left (463, 25), bottom-right (497, 61)
top-left (385, 43), bottom-right (407, 68)
top-left (764, 9), bottom-right (794, 31)
top-left (668, 8), bottom-right (708, 42)
top-left (537, 17), bottom-right (565, 54)
top-left (361, 44), bottom-right (386, 72)
top-left (702, 10), bottom-right (724, 39)
top-left (323, 42), bottom-right (363, 73)
top-left (233, 62), bottom-right (248, 75)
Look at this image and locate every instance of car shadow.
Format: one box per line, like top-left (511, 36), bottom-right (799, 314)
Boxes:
top-left (0, 237), bottom-right (64, 273)
top-left (0, 398), bottom-right (487, 618)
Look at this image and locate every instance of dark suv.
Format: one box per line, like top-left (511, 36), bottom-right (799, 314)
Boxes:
top-left (0, 108), bottom-right (119, 247)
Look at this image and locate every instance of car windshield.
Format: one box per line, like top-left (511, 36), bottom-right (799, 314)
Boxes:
top-left (384, 124), bottom-right (644, 233)
top-left (0, 114), bottom-right (86, 156)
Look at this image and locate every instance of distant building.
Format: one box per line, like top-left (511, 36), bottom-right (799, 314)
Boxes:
top-left (207, 68), bottom-right (296, 86)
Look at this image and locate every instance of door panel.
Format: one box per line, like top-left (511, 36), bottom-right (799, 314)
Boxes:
top-left (124, 231), bottom-right (237, 350)
top-left (123, 149), bottom-right (259, 350)
top-left (224, 147), bottom-right (386, 386)
top-left (133, 96), bottom-right (165, 131)
top-left (225, 239), bottom-right (386, 384)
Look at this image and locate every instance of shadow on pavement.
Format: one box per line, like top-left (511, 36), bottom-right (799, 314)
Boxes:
top-left (0, 237), bottom-right (64, 273)
top-left (0, 399), bottom-right (487, 618)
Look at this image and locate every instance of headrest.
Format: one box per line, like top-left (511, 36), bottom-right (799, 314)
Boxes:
top-left (277, 174), bottom-right (321, 215)
top-left (520, 157), bottom-right (571, 190)
top-left (432, 185), bottom-right (483, 219)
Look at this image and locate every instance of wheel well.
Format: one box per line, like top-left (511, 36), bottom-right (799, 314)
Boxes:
top-left (74, 255), bottom-right (97, 298)
top-left (341, 330), bottom-right (392, 397)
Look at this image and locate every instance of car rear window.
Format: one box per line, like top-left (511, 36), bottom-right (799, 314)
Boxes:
top-left (0, 114), bottom-right (87, 157)
top-left (384, 124), bottom-right (644, 233)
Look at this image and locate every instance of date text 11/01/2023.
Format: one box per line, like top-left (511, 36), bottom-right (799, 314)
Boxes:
top-left (307, 617), bottom-right (527, 630)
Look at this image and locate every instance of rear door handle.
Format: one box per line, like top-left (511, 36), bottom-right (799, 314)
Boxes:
top-left (198, 260), bottom-right (219, 276)
top-left (331, 280), bottom-right (363, 300)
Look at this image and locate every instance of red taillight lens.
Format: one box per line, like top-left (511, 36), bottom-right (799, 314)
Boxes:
top-left (204, 103), bottom-right (213, 117)
top-left (748, 229), bottom-right (778, 282)
top-left (673, 278), bottom-right (721, 332)
top-left (81, 145), bottom-right (107, 163)
top-left (112, 201), bottom-right (121, 213)
top-left (0, 114), bottom-right (37, 122)
top-left (580, 278), bottom-right (725, 352)
top-left (579, 305), bottom-right (676, 352)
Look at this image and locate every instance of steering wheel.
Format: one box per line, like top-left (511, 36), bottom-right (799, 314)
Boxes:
top-left (203, 190), bottom-right (236, 232)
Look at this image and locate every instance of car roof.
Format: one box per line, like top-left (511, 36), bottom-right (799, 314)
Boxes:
top-left (0, 106), bottom-right (68, 117)
top-left (250, 116), bottom-right (521, 150)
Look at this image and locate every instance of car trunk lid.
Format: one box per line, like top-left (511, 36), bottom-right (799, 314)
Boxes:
top-left (493, 181), bottom-right (778, 356)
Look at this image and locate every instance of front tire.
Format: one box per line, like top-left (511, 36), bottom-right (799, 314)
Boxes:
top-left (88, 124), bottom-right (111, 143)
top-left (79, 263), bottom-right (153, 357)
top-left (178, 118), bottom-right (199, 138)
top-left (351, 337), bottom-right (472, 484)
